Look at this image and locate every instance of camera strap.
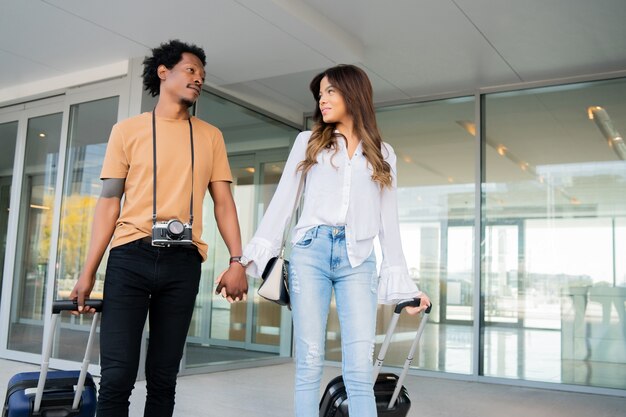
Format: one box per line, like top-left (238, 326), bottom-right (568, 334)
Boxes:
top-left (151, 109), bottom-right (195, 226)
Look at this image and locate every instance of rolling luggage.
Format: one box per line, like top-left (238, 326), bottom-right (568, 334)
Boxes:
top-left (3, 299), bottom-right (103, 417)
top-left (319, 298), bottom-right (431, 417)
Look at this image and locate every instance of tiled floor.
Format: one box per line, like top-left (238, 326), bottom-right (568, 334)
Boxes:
top-left (1, 358), bottom-right (624, 416)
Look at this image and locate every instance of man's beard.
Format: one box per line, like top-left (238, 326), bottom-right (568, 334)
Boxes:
top-left (181, 98), bottom-right (195, 108)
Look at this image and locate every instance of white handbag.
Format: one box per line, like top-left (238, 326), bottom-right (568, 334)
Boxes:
top-left (257, 252), bottom-right (290, 307)
top-left (257, 174), bottom-right (305, 309)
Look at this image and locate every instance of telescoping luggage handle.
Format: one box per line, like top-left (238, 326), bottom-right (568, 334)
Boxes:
top-left (34, 299), bottom-right (103, 414)
top-left (372, 298), bottom-right (432, 410)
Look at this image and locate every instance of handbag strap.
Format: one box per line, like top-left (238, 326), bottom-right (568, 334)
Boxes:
top-left (279, 171), bottom-right (306, 256)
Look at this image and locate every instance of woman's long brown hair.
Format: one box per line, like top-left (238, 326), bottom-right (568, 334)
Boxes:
top-left (298, 65), bottom-right (392, 188)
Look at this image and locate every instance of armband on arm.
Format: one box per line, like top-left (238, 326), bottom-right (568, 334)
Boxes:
top-left (100, 178), bottom-right (125, 199)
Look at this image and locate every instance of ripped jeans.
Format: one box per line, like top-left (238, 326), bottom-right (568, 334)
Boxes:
top-left (289, 225), bottom-right (378, 417)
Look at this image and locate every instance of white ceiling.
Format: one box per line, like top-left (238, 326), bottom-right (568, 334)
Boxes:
top-left (1, 0), bottom-right (624, 219)
top-left (1, 0), bottom-right (626, 122)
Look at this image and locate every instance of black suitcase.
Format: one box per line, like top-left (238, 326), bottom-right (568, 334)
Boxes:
top-left (319, 298), bottom-right (431, 417)
top-left (3, 299), bottom-right (103, 417)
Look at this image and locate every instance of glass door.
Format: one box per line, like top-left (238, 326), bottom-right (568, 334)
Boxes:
top-left (0, 85), bottom-right (123, 365)
top-left (0, 120), bottom-right (18, 306)
top-left (184, 149), bottom-right (291, 370)
top-left (250, 159), bottom-right (290, 349)
top-left (8, 110), bottom-right (63, 354)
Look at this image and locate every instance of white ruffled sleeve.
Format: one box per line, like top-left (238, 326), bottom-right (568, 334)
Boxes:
top-left (378, 267), bottom-right (421, 305)
top-left (242, 131), bottom-right (310, 279)
top-left (377, 143), bottom-right (420, 304)
top-left (242, 237), bottom-right (276, 279)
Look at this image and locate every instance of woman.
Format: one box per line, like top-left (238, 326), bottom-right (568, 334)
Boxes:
top-left (240, 64), bottom-right (430, 417)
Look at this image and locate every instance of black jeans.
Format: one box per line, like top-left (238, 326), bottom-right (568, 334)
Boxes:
top-left (96, 239), bottom-right (202, 417)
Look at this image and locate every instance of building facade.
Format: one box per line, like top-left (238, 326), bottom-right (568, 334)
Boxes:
top-left (0, 57), bottom-right (625, 396)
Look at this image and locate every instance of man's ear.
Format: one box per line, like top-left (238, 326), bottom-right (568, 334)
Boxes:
top-left (157, 64), bottom-right (168, 81)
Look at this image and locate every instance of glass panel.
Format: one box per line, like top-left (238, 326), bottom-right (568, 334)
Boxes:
top-left (206, 162), bottom-right (254, 345)
top-left (184, 90), bottom-right (298, 368)
top-left (617, 218), bottom-right (626, 288)
top-left (484, 78), bottom-right (626, 389)
top-left (251, 160), bottom-right (285, 346)
top-left (0, 121), bottom-right (18, 303)
top-left (196, 92), bottom-right (294, 151)
top-left (8, 113), bottom-right (62, 353)
top-left (446, 226), bottom-right (473, 320)
top-left (324, 97), bottom-right (476, 375)
top-left (484, 224), bottom-right (519, 324)
top-left (54, 96), bottom-right (119, 362)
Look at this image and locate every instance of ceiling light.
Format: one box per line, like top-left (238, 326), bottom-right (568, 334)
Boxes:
top-left (245, 167), bottom-right (255, 174)
top-left (455, 120), bottom-right (580, 205)
top-left (456, 120), bottom-right (476, 137)
top-left (38, 133), bottom-right (46, 138)
top-left (588, 106), bottom-right (626, 160)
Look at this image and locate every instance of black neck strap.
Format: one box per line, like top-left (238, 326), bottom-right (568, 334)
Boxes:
top-left (151, 109), bottom-right (195, 225)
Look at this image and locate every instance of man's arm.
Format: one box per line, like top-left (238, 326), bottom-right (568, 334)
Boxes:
top-left (209, 181), bottom-right (248, 301)
top-left (70, 179), bottom-right (123, 313)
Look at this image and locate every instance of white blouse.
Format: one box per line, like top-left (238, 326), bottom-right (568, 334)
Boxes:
top-left (242, 131), bottom-right (420, 304)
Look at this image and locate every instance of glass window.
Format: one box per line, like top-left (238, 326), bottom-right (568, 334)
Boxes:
top-left (53, 96), bottom-right (119, 362)
top-left (184, 90), bottom-right (298, 369)
top-left (484, 78), bottom-right (626, 389)
top-left (8, 113), bottom-right (63, 353)
top-left (325, 97), bottom-right (476, 375)
top-left (0, 121), bottom-right (18, 302)
top-left (617, 218), bottom-right (626, 288)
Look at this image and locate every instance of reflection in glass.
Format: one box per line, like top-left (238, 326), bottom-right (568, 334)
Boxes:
top-left (252, 161), bottom-right (286, 346)
top-left (184, 90), bottom-right (298, 368)
top-left (484, 78), bottom-right (626, 389)
top-left (325, 97), bottom-right (476, 375)
top-left (8, 113), bottom-right (62, 353)
top-left (54, 97), bottom-right (119, 363)
top-left (484, 225), bottom-right (519, 325)
top-left (204, 162), bottom-right (254, 345)
top-left (56, 97), bottom-right (119, 300)
top-left (0, 121), bottom-right (18, 303)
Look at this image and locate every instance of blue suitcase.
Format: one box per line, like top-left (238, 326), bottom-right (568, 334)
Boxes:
top-left (319, 299), bottom-right (431, 417)
top-left (3, 300), bottom-right (102, 417)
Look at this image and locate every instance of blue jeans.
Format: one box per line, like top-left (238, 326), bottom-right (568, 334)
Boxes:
top-left (97, 239), bottom-right (201, 417)
top-left (289, 225), bottom-right (378, 417)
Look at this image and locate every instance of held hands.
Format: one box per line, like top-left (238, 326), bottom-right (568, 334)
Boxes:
top-left (68, 272), bottom-right (97, 315)
top-left (406, 293), bottom-right (431, 316)
top-left (215, 262), bottom-right (249, 303)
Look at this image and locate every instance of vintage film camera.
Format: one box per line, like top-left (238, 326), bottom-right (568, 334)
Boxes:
top-left (152, 219), bottom-right (193, 247)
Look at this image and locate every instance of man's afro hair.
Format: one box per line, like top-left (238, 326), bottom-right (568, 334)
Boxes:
top-left (142, 39), bottom-right (206, 97)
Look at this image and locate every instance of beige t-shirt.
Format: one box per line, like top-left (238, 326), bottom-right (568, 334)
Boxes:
top-left (101, 112), bottom-right (232, 261)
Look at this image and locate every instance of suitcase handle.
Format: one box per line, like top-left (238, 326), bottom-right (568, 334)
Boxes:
top-left (373, 298), bottom-right (432, 410)
top-left (34, 300), bottom-right (103, 413)
top-left (52, 299), bottom-right (103, 314)
top-left (394, 298), bottom-right (432, 314)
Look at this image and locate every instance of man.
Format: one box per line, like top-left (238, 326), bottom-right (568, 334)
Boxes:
top-left (70, 39), bottom-right (248, 417)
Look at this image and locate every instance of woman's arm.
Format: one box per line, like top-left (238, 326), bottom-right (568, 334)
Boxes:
top-left (377, 144), bottom-right (424, 307)
top-left (242, 131), bottom-right (310, 278)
